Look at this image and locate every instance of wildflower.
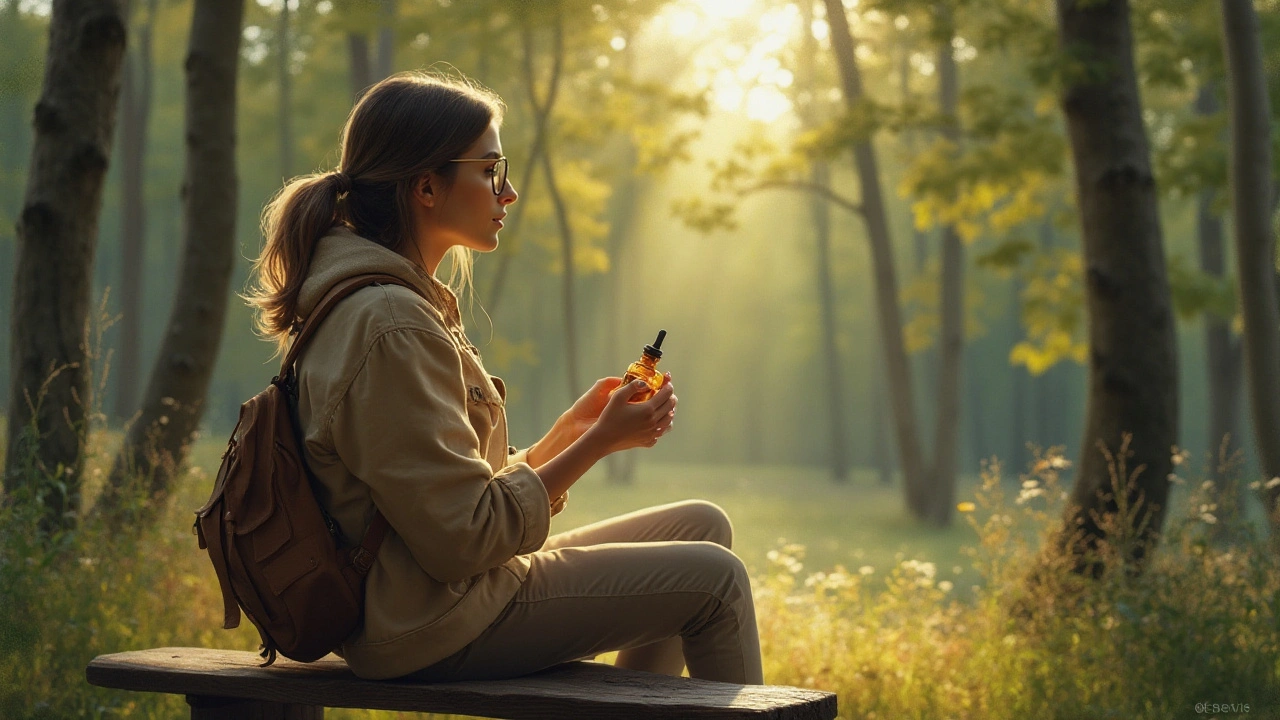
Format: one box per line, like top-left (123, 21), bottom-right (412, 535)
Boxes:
top-left (1172, 446), bottom-right (1189, 466)
top-left (1201, 512), bottom-right (1218, 525)
top-left (859, 565), bottom-right (875, 576)
top-left (957, 502), bottom-right (976, 513)
top-left (1266, 477), bottom-right (1280, 490)
top-left (938, 580), bottom-right (954, 593)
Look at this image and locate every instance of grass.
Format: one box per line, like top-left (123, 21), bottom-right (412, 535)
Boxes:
top-left (3, 434), bottom-right (1280, 720)
top-left (552, 459), bottom-right (986, 597)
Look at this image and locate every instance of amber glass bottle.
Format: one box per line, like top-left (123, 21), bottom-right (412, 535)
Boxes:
top-left (613, 330), bottom-right (667, 402)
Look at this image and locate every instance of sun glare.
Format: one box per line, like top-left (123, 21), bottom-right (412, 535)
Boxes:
top-left (657, 0), bottom-right (799, 123)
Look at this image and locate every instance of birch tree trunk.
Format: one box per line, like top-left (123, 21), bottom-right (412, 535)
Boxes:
top-left (1054, 0), bottom-right (1178, 572)
top-left (4, 0), bottom-right (127, 533)
top-left (99, 0), bottom-right (244, 518)
top-left (1218, 0), bottom-right (1280, 534)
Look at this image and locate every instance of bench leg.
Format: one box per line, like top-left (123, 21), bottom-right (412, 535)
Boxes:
top-left (186, 694), bottom-right (323, 719)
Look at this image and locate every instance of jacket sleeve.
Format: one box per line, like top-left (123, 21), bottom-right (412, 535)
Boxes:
top-left (505, 445), bottom-right (567, 515)
top-left (328, 327), bottom-right (551, 582)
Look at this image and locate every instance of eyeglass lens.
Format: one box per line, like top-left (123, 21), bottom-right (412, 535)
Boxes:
top-left (493, 158), bottom-right (508, 195)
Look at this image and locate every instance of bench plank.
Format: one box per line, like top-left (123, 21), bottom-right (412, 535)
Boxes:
top-left (86, 647), bottom-right (837, 720)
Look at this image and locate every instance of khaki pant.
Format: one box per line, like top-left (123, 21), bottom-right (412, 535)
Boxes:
top-left (408, 499), bottom-right (763, 685)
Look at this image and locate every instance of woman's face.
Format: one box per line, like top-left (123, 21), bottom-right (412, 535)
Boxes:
top-left (427, 123), bottom-right (517, 256)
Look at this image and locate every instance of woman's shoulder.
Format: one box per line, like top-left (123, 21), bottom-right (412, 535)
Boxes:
top-left (329, 282), bottom-right (453, 340)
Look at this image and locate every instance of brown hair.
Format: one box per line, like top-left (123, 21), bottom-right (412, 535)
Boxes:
top-left (245, 71), bottom-right (504, 355)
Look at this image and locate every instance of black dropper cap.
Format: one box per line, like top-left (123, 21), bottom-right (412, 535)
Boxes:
top-left (642, 330), bottom-right (667, 359)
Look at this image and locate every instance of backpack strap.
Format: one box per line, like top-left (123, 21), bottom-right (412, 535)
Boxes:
top-left (280, 272), bottom-right (427, 564)
top-left (279, 272), bottom-right (412, 378)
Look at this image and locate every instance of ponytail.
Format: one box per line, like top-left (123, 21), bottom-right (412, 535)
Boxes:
top-left (244, 172), bottom-right (348, 357)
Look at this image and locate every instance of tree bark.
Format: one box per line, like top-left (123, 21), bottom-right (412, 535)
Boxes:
top-left (375, 0), bottom-right (394, 81)
top-left (98, 0), bottom-right (244, 518)
top-left (1054, 0), bottom-right (1178, 572)
top-left (1193, 84), bottom-right (1244, 533)
top-left (485, 15), bottom-right (563, 317)
top-left (114, 0), bottom-right (156, 424)
top-left (1219, 0), bottom-right (1280, 532)
top-left (347, 32), bottom-right (372, 104)
top-left (278, 0), bottom-right (292, 180)
top-left (928, 14), bottom-right (964, 526)
top-left (4, 0), bottom-right (127, 532)
top-left (540, 149), bottom-right (580, 403)
top-left (800, 0), bottom-right (848, 483)
top-left (822, 0), bottom-right (927, 513)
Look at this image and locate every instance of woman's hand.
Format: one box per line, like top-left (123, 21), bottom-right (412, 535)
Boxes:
top-left (562, 377), bottom-right (627, 441)
top-left (585, 373), bottom-right (677, 454)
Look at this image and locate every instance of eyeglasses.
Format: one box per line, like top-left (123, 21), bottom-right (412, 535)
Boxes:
top-left (448, 156), bottom-right (508, 195)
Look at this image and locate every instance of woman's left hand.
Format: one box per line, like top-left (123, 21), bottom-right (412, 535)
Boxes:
top-left (563, 377), bottom-right (626, 440)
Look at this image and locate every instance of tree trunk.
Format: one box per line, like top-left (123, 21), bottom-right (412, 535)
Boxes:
top-left (114, 0), bottom-right (156, 424)
top-left (485, 16), bottom-right (563, 317)
top-left (822, 0), bottom-right (927, 513)
top-left (4, 0), bottom-right (127, 532)
top-left (277, 0), bottom-right (292, 179)
top-left (98, 0), bottom-right (244, 519)
top-left (1193, 84), bottom-right (1245, 535)
top-left (347, 32), bottom-right (372, 103)
top-left (540, 150), bottom-right (580, 403)
top-left (375, 0), bottom-right (394, 80)
top-left (798, 0), bottom-right (849, 483)
top-left (603, 124), bottom-right (643, 485)
top-left (1054, 0), bottom-right (1178, 572)
top-left (928, 15), bottom-right (964, 526)
top-left (810, 161), bottom-right (850, 482)
top-left (1219, 0), bottom-right (1280, 532)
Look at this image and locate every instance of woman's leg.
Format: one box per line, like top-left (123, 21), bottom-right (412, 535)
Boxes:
top-left (541, 499), bottom-right (734, 552)
top-left (411, 540), bottom-right (763, 685)
top-left (541, 500), bottom-right (734, 675)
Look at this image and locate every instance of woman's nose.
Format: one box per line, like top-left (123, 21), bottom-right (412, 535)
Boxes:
top-left (500, 180), bottom-right (517, 205)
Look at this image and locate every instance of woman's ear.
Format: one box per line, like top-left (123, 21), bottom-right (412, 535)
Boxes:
top-left (412, 173), bottom-right (436, 208)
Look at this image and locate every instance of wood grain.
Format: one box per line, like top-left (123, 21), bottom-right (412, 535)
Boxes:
top-left (86, 647), bottom-right (837, 719)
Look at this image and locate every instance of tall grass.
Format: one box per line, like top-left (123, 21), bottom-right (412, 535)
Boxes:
top-left (757, 452), bottom-right (1280, 720)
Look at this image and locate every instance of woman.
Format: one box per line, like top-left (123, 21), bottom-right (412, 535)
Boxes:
top-left (246, 72), bottom-right (762, 685)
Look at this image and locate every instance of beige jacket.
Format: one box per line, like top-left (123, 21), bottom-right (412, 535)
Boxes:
top-left (293, 226), bottom-right (551, 680)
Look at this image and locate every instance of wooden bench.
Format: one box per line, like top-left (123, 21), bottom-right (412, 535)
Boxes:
top-left (86, 647), bottom-right (838, 719)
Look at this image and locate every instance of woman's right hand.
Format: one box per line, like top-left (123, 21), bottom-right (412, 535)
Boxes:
top-left (587, 374), bottom-right (677, 454)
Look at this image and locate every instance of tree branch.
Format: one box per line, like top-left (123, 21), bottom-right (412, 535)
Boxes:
top-left (740, 179), bottom-right (864, 216)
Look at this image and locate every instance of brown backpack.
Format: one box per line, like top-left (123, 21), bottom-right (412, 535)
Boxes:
top-left (195, 273), bottom-right (421, 665)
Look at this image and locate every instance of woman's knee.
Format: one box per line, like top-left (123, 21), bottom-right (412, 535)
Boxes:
top-left (683, 541), bottom-right (751, 602)
top-left (679, 500), bottom-right (734, 549)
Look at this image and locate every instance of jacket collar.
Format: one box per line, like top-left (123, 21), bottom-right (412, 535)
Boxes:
top-left (297, 225), bottom-right (461, 326)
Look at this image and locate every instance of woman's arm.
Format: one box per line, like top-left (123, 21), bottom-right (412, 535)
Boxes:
top-left (524, 413), bottom-right (579, 467)
top-left (531, 429), bottom-right (610, 500)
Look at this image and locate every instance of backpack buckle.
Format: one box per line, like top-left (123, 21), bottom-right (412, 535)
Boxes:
top-left (351, 546), bottom-right (375, 574)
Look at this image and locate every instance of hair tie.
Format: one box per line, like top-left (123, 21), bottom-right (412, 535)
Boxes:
top-left (332, 171), bottom-right (353, 195)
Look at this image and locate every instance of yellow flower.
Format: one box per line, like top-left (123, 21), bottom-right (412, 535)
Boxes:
top-left (957, 502), bottom-right (977, 513)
